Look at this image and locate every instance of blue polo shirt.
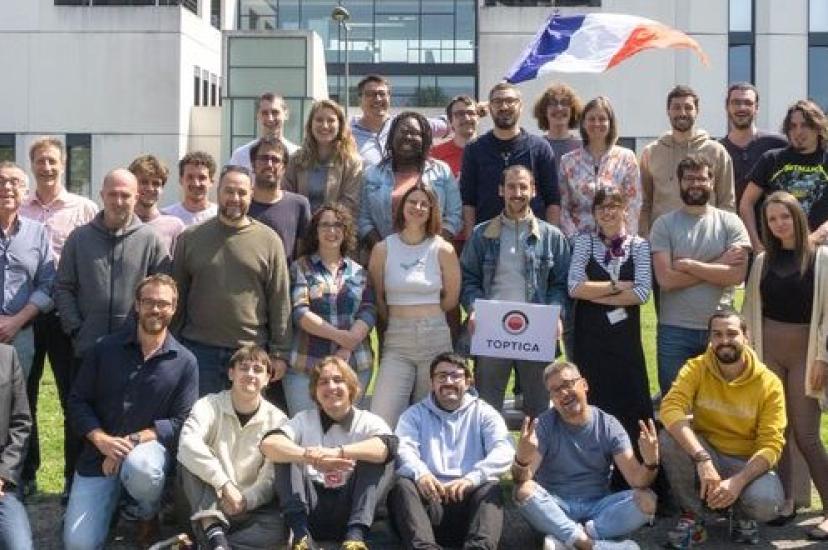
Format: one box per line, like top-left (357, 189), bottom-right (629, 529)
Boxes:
top-left (0, 216), bottom-right (55, 317)
top-left (68, 326), bottom-right (198, 476)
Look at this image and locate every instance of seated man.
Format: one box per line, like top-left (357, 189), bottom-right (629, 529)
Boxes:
top-left (513, 361), bottom-right (658, 550)
top-left (261, 356), bottom-right (397, 550)
top-left (64, 274), bottom-right (199, 549)
top-left (0, 344), bottom-right (34, 549)
top-left (659, 310), bottom-right (785, 548)
top-left (178, 345), bottom-right (288, 550)
top-left (389, 351), bottom-right (515, 549)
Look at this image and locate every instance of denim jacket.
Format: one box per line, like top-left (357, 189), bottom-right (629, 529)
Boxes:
top-left (460, 213), bottom-right (571, 313)
top-left (357, 158), bottom-right (463, 240)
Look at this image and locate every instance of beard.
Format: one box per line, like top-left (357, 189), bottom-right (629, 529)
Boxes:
top-left (140, 314), bottom-right (169, 335)
top-left (255, 175), bottom-right (278, 190)
top-left (493, 112), bottom-right (518, 130)
top-left (715, 343), bottom-right (742, 364)
top-left (220, 203), bottom-right (247, 221)
top-left (680, 186), bottom-right (710, 206)
top-left (670, 116), bottom-right (694, 133)
top-left (728, 114), bottom-right (754, 130)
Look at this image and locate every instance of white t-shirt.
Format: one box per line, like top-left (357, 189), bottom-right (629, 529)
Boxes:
top-left (229, 137), bottom-right (299, 170)
top-left (161, 202), bottom-right (218, 227)
top-left (280, 407), bottom-right (391, 486)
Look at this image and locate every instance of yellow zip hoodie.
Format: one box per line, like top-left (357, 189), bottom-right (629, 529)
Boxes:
top-left (660, 346), bottom-right (786, 467)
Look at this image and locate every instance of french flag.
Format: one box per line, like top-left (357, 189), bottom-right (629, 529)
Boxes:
top-left (505, 13), bottom-right (709, 83)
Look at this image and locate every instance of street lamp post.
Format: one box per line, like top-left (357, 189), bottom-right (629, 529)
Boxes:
top-left (331, 6), bottom-right (352, 118)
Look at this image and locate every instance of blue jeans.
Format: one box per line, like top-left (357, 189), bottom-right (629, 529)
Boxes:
top-left (0, 489), bottom-right (33, 550)
top-left (181, 338), bottom-right (236, 397)
top-left (63, 441), bottom-right (167, 550)
top-left (656, 324), bottom-right (708, 394)
top-left (283, 367), bottom-right (372, 416)
top-left (517, 484), bottom-right (651, 546)
top-left (11, 325), bottom-right (34, 379)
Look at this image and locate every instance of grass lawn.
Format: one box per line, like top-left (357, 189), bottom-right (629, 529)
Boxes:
top-left (33, 293), bottom-right (828, 504)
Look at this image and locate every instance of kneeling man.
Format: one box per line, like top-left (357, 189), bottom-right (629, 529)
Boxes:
top-left (64, 274), bottom-right (198, 549)
top-left (659, 311), bottom-right (785, 548)
top-left (389, 352), bottom-right (514, 549)
top-left (261, 356), bottom-right (397, 550)
top-left (513, 361), bottom-right (658, 550)
top-left (178, 345), bottom-right (288, 549)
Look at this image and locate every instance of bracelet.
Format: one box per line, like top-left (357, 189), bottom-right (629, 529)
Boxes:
top-left (514, 457), bottom-right (530, 468)
top-left (692, 450), bottom-right (712, 464)
top-left (643, 462), bottom-right (659, 471)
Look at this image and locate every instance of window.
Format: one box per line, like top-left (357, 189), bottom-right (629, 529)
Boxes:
top-left (193, 66), bottom-right (201, 106)
top-left (811, 0), bottom-right (828, 32)
top-left (728, 0), bottom-right (754, 83)
top-left (202, 69), bottom-right (210, 107)
top-left (809, 47), bottom-right (828, 111)
top-left (210, 73), bottom-right (218, 106)
top-left (66, 134), bottom-right (92, 198)
top-left (211, 0), bottom-right (221, 28)
top-left (0, 135), bottom-right (14, 163)
top-left (616, 137), bottom-right (636, 153)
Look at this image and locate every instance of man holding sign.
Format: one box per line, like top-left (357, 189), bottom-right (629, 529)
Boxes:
top-left (460, 165), bottom-right (570, 416)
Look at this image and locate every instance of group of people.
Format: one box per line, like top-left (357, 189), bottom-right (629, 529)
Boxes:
top-left (0, 72), bottom-right (825, 550)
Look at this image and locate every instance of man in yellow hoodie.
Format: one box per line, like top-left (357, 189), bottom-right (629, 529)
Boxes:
top-left (659, 310), bottom-right (785, 549)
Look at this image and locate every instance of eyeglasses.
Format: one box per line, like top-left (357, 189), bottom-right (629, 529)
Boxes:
top-left (548, 99), bottom-right (571, 108)
top-left (0, 177), bottom-right (23, 188)
top-left (319, 221), bottom-right (344, 231)
top-left (255, 155), bottom-right (284, 165)
top-left (139, 298), bottom-right (174, 311)
top-left (433, 371), bottom-right (466, 383)
top-left (596, 203), bottom-right (622, 212)
top-left (362, 90), bottom-right (389, 99)
top-left (681, 175), bottom-right (710, 184)
top-left (405, 199), bottom-right (432, 210)
top-left (235, 362), bottom-right (268, 375)
top-left (549, 377), bottom-right (582, 396)
top-left (490, 97), bottom-right (520, 108)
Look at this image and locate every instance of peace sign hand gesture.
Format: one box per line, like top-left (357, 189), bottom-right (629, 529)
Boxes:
top-left (637, 418), bottom-right (659, 467)
top-left (516, 416), bottom-right (539, 465)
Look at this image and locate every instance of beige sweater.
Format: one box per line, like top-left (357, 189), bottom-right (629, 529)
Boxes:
top-left (177, 391), bottom-right (287, 510)
top-left (742, 246), bottom-right (828, 406)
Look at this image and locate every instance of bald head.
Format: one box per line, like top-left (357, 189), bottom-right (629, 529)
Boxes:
top-left (100, 168), bottom-right (138, 231)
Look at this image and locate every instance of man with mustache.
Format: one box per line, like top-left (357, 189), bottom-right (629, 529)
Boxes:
top-left (460, 165), bottom-right (570, 417)
top-left (460, 82), bottom-right (560, 238)
top-left (739, 99), bottom-right (828, 251)
top-left (162, 152), bottom-right (219, 226)
top-left (659, 311), bottom-right (785, 548)
top-left (649, 154), bottom-right (750, 393)
top-left (248, 135), bottom-right (311, 261)
top-left (639, 85), bottom-right (735, 237)
top-left (719, 83), bottom-right (786, 228)
top-left (63, 274), bottom-right (198, 549)
top-left (389, 352), bottom-right (514, 549)
top-left (172, 165), bottom-right (292, 397)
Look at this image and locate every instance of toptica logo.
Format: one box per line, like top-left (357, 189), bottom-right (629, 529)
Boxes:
top-left (502, 310), bottom-right (529, 335)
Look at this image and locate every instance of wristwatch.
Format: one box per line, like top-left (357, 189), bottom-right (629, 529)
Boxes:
top-left (128, 432), bottom-right (141, 447)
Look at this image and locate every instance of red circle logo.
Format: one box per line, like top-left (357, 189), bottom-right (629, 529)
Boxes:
top-left (502, 310), bottom-right (529, 335)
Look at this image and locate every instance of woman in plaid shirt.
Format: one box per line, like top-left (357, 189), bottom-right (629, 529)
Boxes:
top-left (284, 203), bottom-right (377, 415)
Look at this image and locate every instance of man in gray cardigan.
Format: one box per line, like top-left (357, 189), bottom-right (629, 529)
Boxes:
top-left (0, 344), bottom-right (34, 549)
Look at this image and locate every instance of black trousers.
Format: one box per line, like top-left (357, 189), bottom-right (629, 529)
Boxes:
top-left (388, 477), bottom-right (504, 550)
top-left (275, 461), bottom-right (390, 541)
top-left (22, 312), bottom-right (81, 484)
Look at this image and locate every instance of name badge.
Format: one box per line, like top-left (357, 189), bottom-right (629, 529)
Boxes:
top-left (607, 307), bottom-right (628, 325)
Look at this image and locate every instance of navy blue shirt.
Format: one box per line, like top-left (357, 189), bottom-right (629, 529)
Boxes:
top-left (460, 129), bottom-right (559, 224)
top-left (68, 327), bottom-right (198, 476)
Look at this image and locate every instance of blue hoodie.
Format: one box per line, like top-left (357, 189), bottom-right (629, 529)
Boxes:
top-left (395, 392), bottom-right (514, 487)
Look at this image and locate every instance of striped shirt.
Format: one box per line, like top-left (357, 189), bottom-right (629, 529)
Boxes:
top-left (289, 254), bottom-right (376, 373)
top-left (567, 233), bottom-right (651, 304)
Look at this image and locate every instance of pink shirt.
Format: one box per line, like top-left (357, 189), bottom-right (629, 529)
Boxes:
top-left (144, 213), bottom-right (186, 254)
top-left (19, 188), bottom-right (98, 261)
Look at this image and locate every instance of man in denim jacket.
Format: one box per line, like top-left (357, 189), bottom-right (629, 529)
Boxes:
top-left (460, 165), bottom-right (570, 417)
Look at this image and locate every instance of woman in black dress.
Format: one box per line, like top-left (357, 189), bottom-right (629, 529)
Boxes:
top-left (567, 187), bottom-right (653, 443)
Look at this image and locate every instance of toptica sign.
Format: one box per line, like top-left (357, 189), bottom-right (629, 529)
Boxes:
top-left (470, 299), bottom-right (560, 362)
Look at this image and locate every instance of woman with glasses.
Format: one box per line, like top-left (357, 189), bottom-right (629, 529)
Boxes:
top-left (567, 187), bottom-right (652, 446)
top-left (743, 191), bottom-right (828, 538)
top-left (532, 83), bottom-right (584, 159)
top-left (282, 99), bottom-right (363, 220)
top-left (368, 182), bottom-right (460, 427)
top-left (284, 203), bottom-right (376, 415)
top-left (558, 96), bottom-right (641, 239)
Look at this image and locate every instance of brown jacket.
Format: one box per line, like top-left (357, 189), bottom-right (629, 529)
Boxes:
top-left (282, 153), bottom-right (363, 219)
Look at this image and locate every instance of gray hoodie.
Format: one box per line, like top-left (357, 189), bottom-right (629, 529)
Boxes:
top-left (55, 212), bottom-right (170, 356)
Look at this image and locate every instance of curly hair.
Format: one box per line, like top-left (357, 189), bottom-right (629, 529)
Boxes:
top-left (383, 111), bottom-right (432, 173)
top-left (782, 99), bottom-right (827, 147)
top-left (532, 83), bottom-right (583, 131)
top-left (299, 202), bottom-right (357, 258)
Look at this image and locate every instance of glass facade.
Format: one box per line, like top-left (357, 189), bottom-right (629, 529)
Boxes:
top-left (237, 0), bottom-right (477, 106)
top-left (728, 0), bottom-right (754, 83)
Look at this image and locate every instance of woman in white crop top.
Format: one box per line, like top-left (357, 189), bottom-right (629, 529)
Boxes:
top-left (368, 182), bottom-right (460, 427)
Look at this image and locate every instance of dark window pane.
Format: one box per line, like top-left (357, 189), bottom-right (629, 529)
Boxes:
top-left (809, 46), bottom-right (828, 111)
top-left (66, 135), bottom-right (92, 198)
top-left (194, 72), bottom-right (200, 106)
top-left (0, 134), bottom-right (14, 163)
top-left (617, 137), bottom-right (637, 153)
top-left (728, 44), bottom-right (753, 84)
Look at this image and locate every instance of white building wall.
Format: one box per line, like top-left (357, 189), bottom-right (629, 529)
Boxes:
top-left (477, 0), bottom-right (810, 146)
top-left (0, 0), bottom-right (222, 203)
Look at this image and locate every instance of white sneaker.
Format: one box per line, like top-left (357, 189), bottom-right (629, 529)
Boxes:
top-left (594, 540), bottom-right (640, 550)
top-left (543, 534), bottom-right (566, 550)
